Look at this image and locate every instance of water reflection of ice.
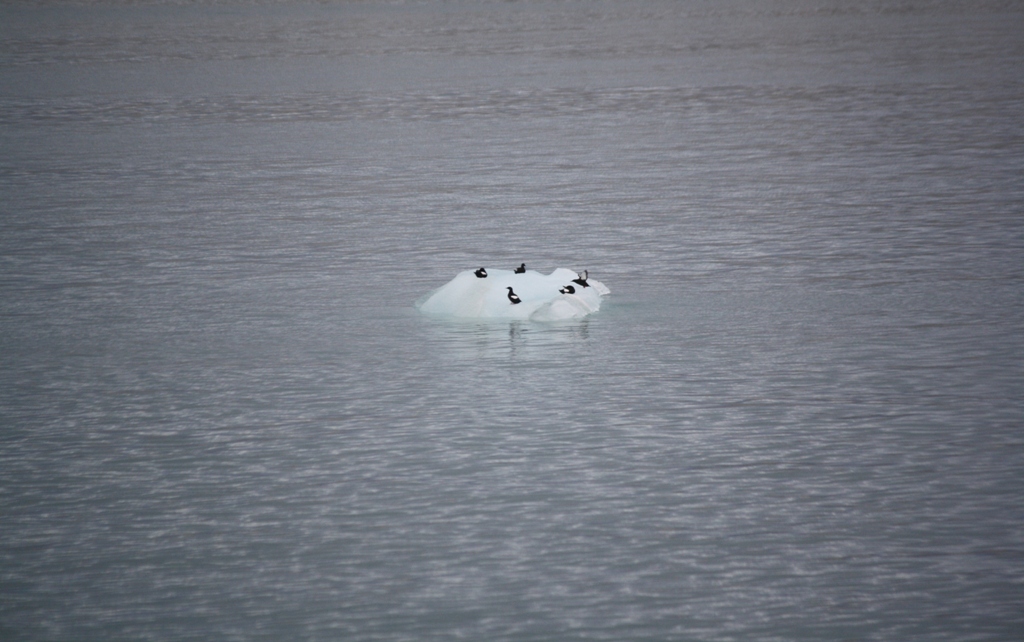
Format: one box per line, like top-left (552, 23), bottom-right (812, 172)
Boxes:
top-left (421, 316), bottom-right (593, 365)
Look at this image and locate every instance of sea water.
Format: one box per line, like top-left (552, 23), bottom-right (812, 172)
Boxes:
top-left (1, 1), bottom-right (1023, 640)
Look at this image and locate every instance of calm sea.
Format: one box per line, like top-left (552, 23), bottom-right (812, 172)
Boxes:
top-left (2, 1), bottom-right (1023, 640)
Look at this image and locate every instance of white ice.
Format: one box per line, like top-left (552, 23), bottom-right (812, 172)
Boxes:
top-left (416, 268), bottom-right (610, 321)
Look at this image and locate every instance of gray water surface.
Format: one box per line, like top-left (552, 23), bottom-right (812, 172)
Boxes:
top-left (2, 1), bottom-right (1023, 640)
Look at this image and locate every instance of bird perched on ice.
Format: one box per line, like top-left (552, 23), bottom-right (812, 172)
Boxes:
top-left (571, 270), bottom-right (589, 287)
top-left (559, 285), bottom-right (576, 294)
top-left (506, 287), bottom-right (522, 304)
top-left (474, 267), bottom-right (487, 278)
top-left (514, 263), bottom-right (526, 274)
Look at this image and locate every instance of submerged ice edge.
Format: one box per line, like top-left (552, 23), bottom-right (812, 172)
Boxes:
top-left (417, 268), bottom-right (610, 322)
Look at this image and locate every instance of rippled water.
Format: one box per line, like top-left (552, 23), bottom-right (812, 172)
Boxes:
top-left (2, 1), bottom-right (1023, 640)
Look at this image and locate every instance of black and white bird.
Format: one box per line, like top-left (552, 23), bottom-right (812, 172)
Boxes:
top-left (474, 267), bottom-right (487, 278)
top-left (571, 270), bottom-right (589, 288)
top-left (559, 285), bottom-right (576, 294)
top-left (514, 263), bottom-right (526, 274)
top-left (506, 287), bottom-right (522, 304)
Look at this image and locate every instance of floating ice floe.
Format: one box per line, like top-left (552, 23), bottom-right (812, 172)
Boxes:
top-left (416, 268), bottom-right (610, 322)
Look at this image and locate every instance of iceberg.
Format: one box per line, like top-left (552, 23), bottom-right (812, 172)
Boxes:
top-left (416, 268), bottom-right (610, 321)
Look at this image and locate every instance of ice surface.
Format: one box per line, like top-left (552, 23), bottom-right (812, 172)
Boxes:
top-left (417, 268), bottom-right (610, 321)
